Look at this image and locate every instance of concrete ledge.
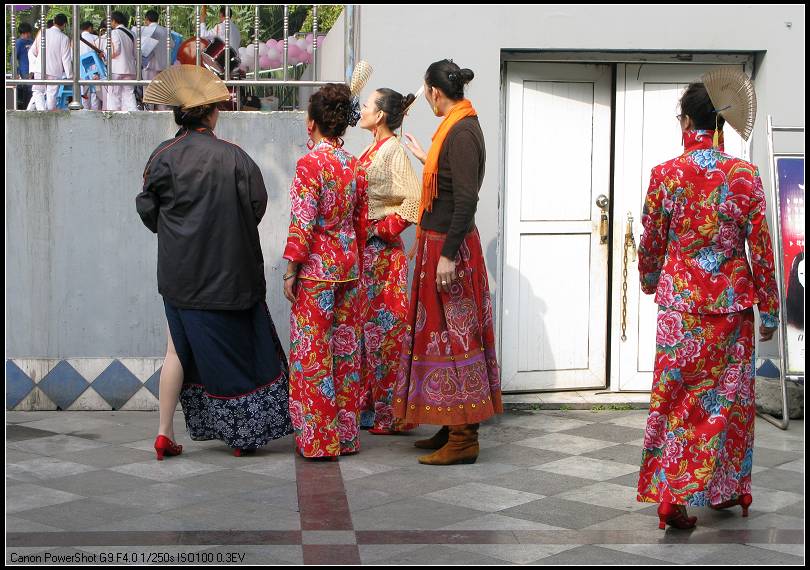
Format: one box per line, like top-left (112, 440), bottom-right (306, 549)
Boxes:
top-left (755, 376), bottom-right (805, 419)
top-left (503, 391), bottom-right (650, 411)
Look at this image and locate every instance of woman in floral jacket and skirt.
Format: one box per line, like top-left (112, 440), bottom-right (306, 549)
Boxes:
top-left (356, 87), bottom-right (422, 435)
top-left (637, 78), bottom-right (779, 529)
top-left (283, 83), bottom-right (368, 460)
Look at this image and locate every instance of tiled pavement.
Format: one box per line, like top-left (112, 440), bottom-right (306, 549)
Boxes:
top-left (5, 410), bottom-right (805, 565)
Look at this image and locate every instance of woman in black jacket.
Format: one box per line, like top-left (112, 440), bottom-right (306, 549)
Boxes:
top-left (137, 66), bottom-right (292, 459)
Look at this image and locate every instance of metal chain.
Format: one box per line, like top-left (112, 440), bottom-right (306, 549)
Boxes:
top-left (621, 212), bottom-right (637, 342)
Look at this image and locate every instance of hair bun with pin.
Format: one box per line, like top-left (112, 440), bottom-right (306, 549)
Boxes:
top-left (401, 93), bottom-right (417, 112)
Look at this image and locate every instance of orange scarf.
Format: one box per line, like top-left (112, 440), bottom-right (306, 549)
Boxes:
top-left (418, 99), bottom-right (478, 225)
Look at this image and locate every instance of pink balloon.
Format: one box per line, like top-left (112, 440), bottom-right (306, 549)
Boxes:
top-left (287, 44), bottom-right (301, 64)
top-left (266, 39), bottom-right (278, 50)
top-left (305, 33), bottom-right (314, 44)
top-left (258, 43), bottom-right (268, 57)
top-left (269, 56), bottom-right (282, 69)
top-left (259, 55), bottom-right (272, 70)
top-left (317, 35), bottom-right (325, 47)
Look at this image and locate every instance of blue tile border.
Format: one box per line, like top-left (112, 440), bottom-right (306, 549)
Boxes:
top-left (37, 361), bottom-right (90, 410)
top-left (7, 359), bottom-right (162, 411)
top-left (6, 361), bottom-right (35, 409)
top-left (145, 368), bottom-right (162, 399)
top-left (91, 360), bottom-right (144, 410)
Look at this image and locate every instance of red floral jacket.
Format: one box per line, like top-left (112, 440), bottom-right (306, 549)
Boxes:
top-left (638, 130), bottom-right (780, 327)
top-left (283, 140), bottom-right (368, 282)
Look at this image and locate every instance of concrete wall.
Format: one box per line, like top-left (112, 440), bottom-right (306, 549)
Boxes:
top-left (6, 111), bottom-right (307, 358)
top-left (321, 4), bottom-right (805, 360)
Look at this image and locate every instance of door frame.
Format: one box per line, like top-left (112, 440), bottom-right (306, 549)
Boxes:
top-left (500, 61), bottom-right (613, 392)
top-left (497, 51), bottom-right (756, 394)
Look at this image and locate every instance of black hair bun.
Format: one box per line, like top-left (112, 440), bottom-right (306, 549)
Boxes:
top-left (458, 69), bottom-right (474, 84)
top-left (402, 93), bottom-right (416, 111)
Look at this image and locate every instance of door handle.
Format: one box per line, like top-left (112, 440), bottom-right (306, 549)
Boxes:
top-left (596, 194), bottom-right (609, 244)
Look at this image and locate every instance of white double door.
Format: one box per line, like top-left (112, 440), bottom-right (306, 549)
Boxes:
top-left (502, 61), bottom-right (747, 392)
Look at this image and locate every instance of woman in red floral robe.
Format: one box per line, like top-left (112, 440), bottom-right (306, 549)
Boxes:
top-left (637, 82), bottom-right (779, 528)
top-left (283, 84), bottom-right (368, 459)
top-left (356, 88), bottom-right (422, 434)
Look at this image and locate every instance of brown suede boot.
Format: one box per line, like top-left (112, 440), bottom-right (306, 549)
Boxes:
top-left (413, 425), bottom-right (449, 450)
top-left (417, 424), bottom-right (479, 465)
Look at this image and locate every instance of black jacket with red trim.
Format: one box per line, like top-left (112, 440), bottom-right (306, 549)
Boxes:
top-left (137, 127), bottom-right (268, 310)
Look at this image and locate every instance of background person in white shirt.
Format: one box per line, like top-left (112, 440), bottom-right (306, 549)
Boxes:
top-left (98, 11), bottom-right (138, 111)
top-left (29, 13), bottom-right (73, 111)
top-left (200, 6), bottom-right (241, 51)
top-left (140, 9), bottom-right (172, 110)
top-left (27, 30), bottom-right (45, 111)
top-left (141, 10), bottom-right (171, 79)
top-left (79, 21), bottom-right (101, 110)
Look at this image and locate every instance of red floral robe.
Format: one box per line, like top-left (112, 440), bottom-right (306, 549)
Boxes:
top-left (637, 130), bottom-right (780, 505)
top-left (356, 138), bottom-right (413, 431)
top-left (284, 140), bottom-right (368, 458)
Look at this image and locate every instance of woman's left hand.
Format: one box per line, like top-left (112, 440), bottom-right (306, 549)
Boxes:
top-left (759, 324), bottom-right (777, 342)
top-left (436, 255), bottom-right (457, 293)
top-left (284, 263), bottom-right (299, 303)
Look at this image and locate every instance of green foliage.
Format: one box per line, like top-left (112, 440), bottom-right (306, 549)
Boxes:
top-left (590, 403), bottom-right (635, 412)
top-left (300, 5), bottom-right (343, 33)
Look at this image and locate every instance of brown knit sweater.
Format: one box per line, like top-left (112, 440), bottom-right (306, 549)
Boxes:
top-left (420, 116), bottom-right (486, 259)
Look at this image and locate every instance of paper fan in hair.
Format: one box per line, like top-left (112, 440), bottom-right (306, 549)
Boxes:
top-left (143, 65), bottom-right (230, 110)
top-left (349, 60), bottom-right (373, 96)
top-left (702, 67), bottom-right (757, 140)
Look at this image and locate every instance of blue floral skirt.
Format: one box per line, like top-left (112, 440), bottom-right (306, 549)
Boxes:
top-left (164, 300), bottom-right (294, 449)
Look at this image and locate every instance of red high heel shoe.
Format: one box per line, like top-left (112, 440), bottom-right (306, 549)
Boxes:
top-left (369, 423), bottom-right (418, 435)
top-left (657, 502), bottom-right (697, 530)
top-left (711, 494), bottom-right (753, 517)
top-left (154, 435), bottom-right (183, 461)
top-left (233, 448), bottom-right (256, 457)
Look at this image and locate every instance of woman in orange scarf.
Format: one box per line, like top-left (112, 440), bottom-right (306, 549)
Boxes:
top-left (393, 59), bottom-right (503, 465)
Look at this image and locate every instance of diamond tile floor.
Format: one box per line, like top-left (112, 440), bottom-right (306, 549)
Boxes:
top-left (5, 410), bottom-right (805, 565)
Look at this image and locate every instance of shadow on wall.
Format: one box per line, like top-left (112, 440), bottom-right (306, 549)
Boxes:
top-left (486, 238), bottom-right (554, 392)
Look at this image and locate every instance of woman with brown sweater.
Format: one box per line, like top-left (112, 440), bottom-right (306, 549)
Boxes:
top-left (393, 59), bottom-right (503, 465)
